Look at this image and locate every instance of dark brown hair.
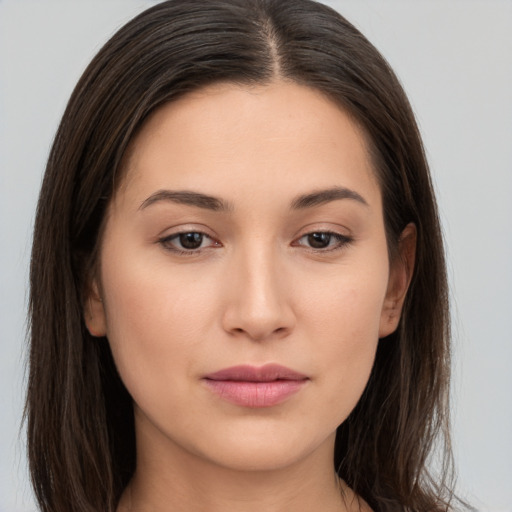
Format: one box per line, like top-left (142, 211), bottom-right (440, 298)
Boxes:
top-left (27, 1), bottom-right (456, 510)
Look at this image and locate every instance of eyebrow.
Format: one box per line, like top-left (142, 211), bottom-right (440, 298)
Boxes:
top-left (139, 190), bottom-right (231, 212)
top-left (290, 187), bottom-right (368, 209)
top-left (139, 186), bottom-right (368, 212)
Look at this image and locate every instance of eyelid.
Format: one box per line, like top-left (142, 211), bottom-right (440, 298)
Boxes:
top-left (291, 227), bottom-right (354, 252)
top-left (155, 224), bottom-right (353, 255)
top-left (157, 228), bottom-right (222, 255)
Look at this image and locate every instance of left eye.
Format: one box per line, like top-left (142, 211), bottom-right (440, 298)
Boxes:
top-left (295, 231), bottom-right (351, 250)
top-left (160, 232), bottom-right (218, 252)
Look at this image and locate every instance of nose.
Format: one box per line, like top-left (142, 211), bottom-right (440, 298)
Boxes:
top-left (221, 246), bottom-right (296, 342)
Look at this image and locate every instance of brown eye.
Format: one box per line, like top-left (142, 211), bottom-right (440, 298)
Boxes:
top-left (159, 231), bottom-right (220, 253)
top-left (179, 232), bottom-right (204, 249)
top-left (294, 231), bottom-right (353, 252)
top-left (307, 232), bottom-right (332, 248)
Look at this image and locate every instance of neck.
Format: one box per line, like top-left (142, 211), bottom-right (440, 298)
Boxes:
top-left (117, 423), bottom-right (367, 512)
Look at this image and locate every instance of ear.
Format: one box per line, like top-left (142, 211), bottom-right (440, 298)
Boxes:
top-left (84, 278), bottom-right (107, 337)
top-left (379, 223), bottom-right (417, 338)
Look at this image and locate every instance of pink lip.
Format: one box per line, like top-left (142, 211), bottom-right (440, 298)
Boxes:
top-left (203, 364), bottom-right (309, 408)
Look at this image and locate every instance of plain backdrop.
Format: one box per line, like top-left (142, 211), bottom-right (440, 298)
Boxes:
top-left (1, 1), bottom-right (511, 511)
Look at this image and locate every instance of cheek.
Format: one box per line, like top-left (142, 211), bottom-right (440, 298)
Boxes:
top-left (298, 262), bottom-right (388, 415)
top-left (99, 250), bottom-right (217, 407)
top-left (302, 258), bottom-right (389, 343)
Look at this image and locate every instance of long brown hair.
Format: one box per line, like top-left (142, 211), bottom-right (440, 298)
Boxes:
top-left (27, 1), bottom-right (456, 510)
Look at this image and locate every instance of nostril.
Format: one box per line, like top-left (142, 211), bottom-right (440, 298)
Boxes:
top-left (227, 324), bottom-right (291, 341)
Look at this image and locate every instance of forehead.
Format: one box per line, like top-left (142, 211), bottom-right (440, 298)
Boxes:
top-left (118, 81), bottom-right (380, 209)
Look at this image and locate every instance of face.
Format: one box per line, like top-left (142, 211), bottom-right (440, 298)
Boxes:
top-left (86, 81), bottom-right (413, 473)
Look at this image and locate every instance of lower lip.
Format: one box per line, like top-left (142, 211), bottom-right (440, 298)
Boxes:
top-left (203, 379), bottom-right (307, 408)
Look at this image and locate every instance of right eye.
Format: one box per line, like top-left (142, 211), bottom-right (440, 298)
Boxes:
top-left (158, 231), bottom-right (221, 254)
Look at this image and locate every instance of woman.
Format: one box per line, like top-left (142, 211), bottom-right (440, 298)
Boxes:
top-left (27, 0), bottom-right (457, 510)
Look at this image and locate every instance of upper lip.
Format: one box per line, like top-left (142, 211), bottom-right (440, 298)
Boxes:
top-left (204, 364), bottom-right (308, 382)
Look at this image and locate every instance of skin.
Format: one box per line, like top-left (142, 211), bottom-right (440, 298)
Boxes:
top-left (86, 81), bottom-right (415, 512)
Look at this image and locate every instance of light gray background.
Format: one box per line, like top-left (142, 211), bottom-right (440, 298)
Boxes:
top-left (1, 1), bottom-right (511, 511)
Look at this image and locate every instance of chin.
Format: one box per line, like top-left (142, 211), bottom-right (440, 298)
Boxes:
top-left (187, 421), bottom-right (337, 473)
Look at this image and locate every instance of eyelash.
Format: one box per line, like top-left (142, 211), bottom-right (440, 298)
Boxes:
top-left (293, 231), bottom-right (353, 252)
top-left (158, 230), bottom-right (353, 255)
top-left (158, 231), bottom-right (221, 256)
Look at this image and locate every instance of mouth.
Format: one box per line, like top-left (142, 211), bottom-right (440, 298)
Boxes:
top-left (202, 364), bottom-right (309, 408)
